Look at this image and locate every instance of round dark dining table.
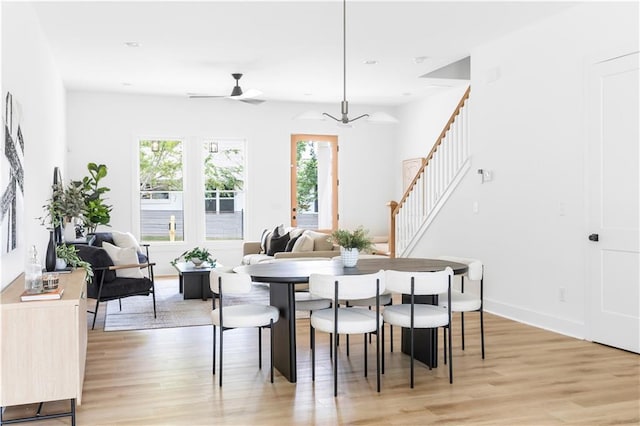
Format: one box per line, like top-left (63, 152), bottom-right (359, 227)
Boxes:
top-left (234, 257), bottom-right (468, 383)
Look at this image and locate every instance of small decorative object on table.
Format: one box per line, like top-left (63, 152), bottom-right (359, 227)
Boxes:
top-left (43, 273), bottom-right (60, 291)
top-left (172, 247), bottom-right (216, 268)
top-left (330, 226), bottom-right (374, 267)
top-left (21, 286), bottom-right (65, 302)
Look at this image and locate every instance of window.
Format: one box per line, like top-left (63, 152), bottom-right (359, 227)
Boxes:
top-left (139, 139), bottom-right (184, 241)
top-left (203, 140), bottom-right (245, 240)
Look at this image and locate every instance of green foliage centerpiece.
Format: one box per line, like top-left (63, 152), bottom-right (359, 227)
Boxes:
top-left (330, 226), bottom-right (373, 267)
top-left (55, 244), bottom-right (93, 282)
top-left (172, 247), bottom-right (216, 268)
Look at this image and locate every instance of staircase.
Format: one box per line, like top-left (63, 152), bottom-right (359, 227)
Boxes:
top-left (389, 86), bottom-right (471, 257)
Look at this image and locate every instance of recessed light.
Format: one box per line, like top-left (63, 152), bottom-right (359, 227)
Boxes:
top-left (402, 92), bottom-right (412, 96)
top-left (304, 93), bottom-right (313, 96)
top-left (122, 82), bottom-right (132, 86)
top-left (413, 56), bottom-right (429, 64)
top-left (124, 41), bottom-right (140, 48)
top-left (363, 60), bottom-right (378, 65)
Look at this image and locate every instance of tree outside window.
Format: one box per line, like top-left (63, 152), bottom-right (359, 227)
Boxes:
top-left (139, 140), bottom-right (184, 241)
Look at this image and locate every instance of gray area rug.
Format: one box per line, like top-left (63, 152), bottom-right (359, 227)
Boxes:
top-left (104, 280), bottom-right (270, 332)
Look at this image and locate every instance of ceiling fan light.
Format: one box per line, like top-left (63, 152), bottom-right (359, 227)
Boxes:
top-left (230, 86), bottom-right (243, 97)
top-left (366, 111), bottom-right (399, 124)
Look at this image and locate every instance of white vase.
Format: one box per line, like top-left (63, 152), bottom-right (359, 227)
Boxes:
top-left (340, 247), bottom-right (359, 267)
top-left (55, 258), bottom-right (67, 270)
top-left (191, 258), bottom-right (203, 268)
top-left (63, 221), bottom-right (76, 242)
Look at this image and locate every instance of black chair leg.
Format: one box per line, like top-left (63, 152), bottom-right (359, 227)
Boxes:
top-left (410, 325), bottom-right (414, 389)
top-left (333, 332), bottom-right (338, 397)
top-left (346, 334), bottom-right (350, 357)
top-left (219, 327), bottom-right (224, 387)
top-left (461, 311), bottom-right (465, 350)
top-left (270, 320), bottom-right (274, 383)
top-left (258, 327), bottom-right (262, 369)
top-left (381, 322), bottom-right (385, 374)
top-left (363, 333), bottom-right (368, 377)
top-left (91, 300), bottom-right (100, 330)
top-left (448, 324), bottom-right (453, 384)
top-left (480, 309), bottom-right (485, 359)
top-left (151, 283), bottom-right (157, 319)
top-left (376, 324), bottom-right (381, 393)
top-left (118, 298), bottom-right (122, 311)
top-left (311, 327), bottom-right (316, 381)
top-left (212, 326), bottom-right (216, 375)
top-left (443, 326), bottom-right (448, 365)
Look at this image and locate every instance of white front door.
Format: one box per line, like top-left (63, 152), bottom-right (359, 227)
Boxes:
top-left (587, 51), bottom-right (639, 353)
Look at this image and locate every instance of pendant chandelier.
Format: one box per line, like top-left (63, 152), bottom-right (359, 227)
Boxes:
top-left (297, 0), bottom-right (398, 125)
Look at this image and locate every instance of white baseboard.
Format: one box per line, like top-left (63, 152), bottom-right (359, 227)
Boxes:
top-left (484, 298), bottom-right (586, 340)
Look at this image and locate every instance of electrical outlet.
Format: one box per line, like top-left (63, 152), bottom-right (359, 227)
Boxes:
top-left (559, 287), bottom-right (566, 302)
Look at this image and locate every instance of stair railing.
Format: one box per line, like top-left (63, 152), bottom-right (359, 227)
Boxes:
top-left (389, 86), bottom-right (471, 257)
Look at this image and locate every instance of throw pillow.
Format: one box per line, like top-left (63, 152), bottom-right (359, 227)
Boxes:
top-left (305, 230), bottom-right (333, 251)
top-left (292, 233), bottom-right (314, 252)
top-left (102, 242), bottom-right (144, 279)
top-left (268, 232), bottom-right (290, 256)
top-left (289, 227), bottom-right (305, 239)
top-left (111, 231), bottom-right (143, 253)
top-left (285, 234), bottom-right (300, 252)
top-left (260, 229), bottom-right (271, 254)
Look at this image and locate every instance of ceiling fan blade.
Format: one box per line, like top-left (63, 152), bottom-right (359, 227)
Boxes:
top-left (239, 98), bottom-right (266, 105)
top-left (188, 94), bottom-right (226, 99)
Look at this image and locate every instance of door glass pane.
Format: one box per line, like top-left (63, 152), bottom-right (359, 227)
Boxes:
top-left (203, 140), bottom-right (245, 240)
top-left (139, 140), bottom-right (184, 241)
top-left (296, 140), bottom-right (334, 230)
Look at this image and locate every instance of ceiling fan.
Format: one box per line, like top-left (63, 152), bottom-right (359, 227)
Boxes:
top-left (189, 73), bottom-right (265, 105)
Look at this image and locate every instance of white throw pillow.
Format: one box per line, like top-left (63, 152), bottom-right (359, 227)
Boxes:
top-left (102, 242), bottom-right (144, 279)
top-left (111, 231), bottom-right (142, 253)
top-left (292, 233), bottom-right (314, 252)
top-left (288, 227), bottom-right (305, 239)
top-left (304, 230), bottom-right (333, 251)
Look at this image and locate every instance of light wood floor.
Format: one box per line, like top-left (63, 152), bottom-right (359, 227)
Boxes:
top-left (3, 288), bottom-right (639, 425)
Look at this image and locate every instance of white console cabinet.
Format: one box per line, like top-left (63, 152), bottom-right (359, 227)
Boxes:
top-left (0, 270), bottom-right (87, 413)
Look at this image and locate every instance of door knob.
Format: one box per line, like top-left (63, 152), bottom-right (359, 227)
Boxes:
top-left (588, 233), bottom-right (599, 242)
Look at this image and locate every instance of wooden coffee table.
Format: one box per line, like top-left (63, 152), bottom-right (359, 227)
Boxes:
top-left (172, 262), bottom-right (220, 300)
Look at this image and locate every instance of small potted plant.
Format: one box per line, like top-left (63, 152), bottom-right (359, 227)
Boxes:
top-left (329, 226), bottom-right (373, 267)
top-left (172, 247), bottom-right (216, 268)
top-left (55, 244), bottom-right (94, 282)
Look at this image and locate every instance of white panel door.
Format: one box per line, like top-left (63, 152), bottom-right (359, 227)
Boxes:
top-left (587, 51), bottom-right (639, 353)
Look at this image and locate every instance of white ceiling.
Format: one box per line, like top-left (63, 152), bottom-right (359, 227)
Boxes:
top-left (31, 1), bottom-right (577, 106)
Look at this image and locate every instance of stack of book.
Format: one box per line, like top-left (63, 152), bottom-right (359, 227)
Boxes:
top-left (20, 287), bottom-right (65, 302)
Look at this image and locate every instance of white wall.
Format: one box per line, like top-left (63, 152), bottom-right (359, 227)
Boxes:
top-left (65, 92), bottom-right (397, 274)
top-left (1, 2), bottom-right (66, 288)
top-left (401, 2), bottom-right (639, 338)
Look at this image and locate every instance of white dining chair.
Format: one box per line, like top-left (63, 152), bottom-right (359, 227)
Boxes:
top-left (383, 267), bottom-right (453, 387)
top-left (436, 256), bottom-right (485, 359)
top-left (333, 255), bottom-right (394, 363)
top-left (210, 270), bottom-right (280, 387)
top-left (309, 270), bottom-right (386, 397)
